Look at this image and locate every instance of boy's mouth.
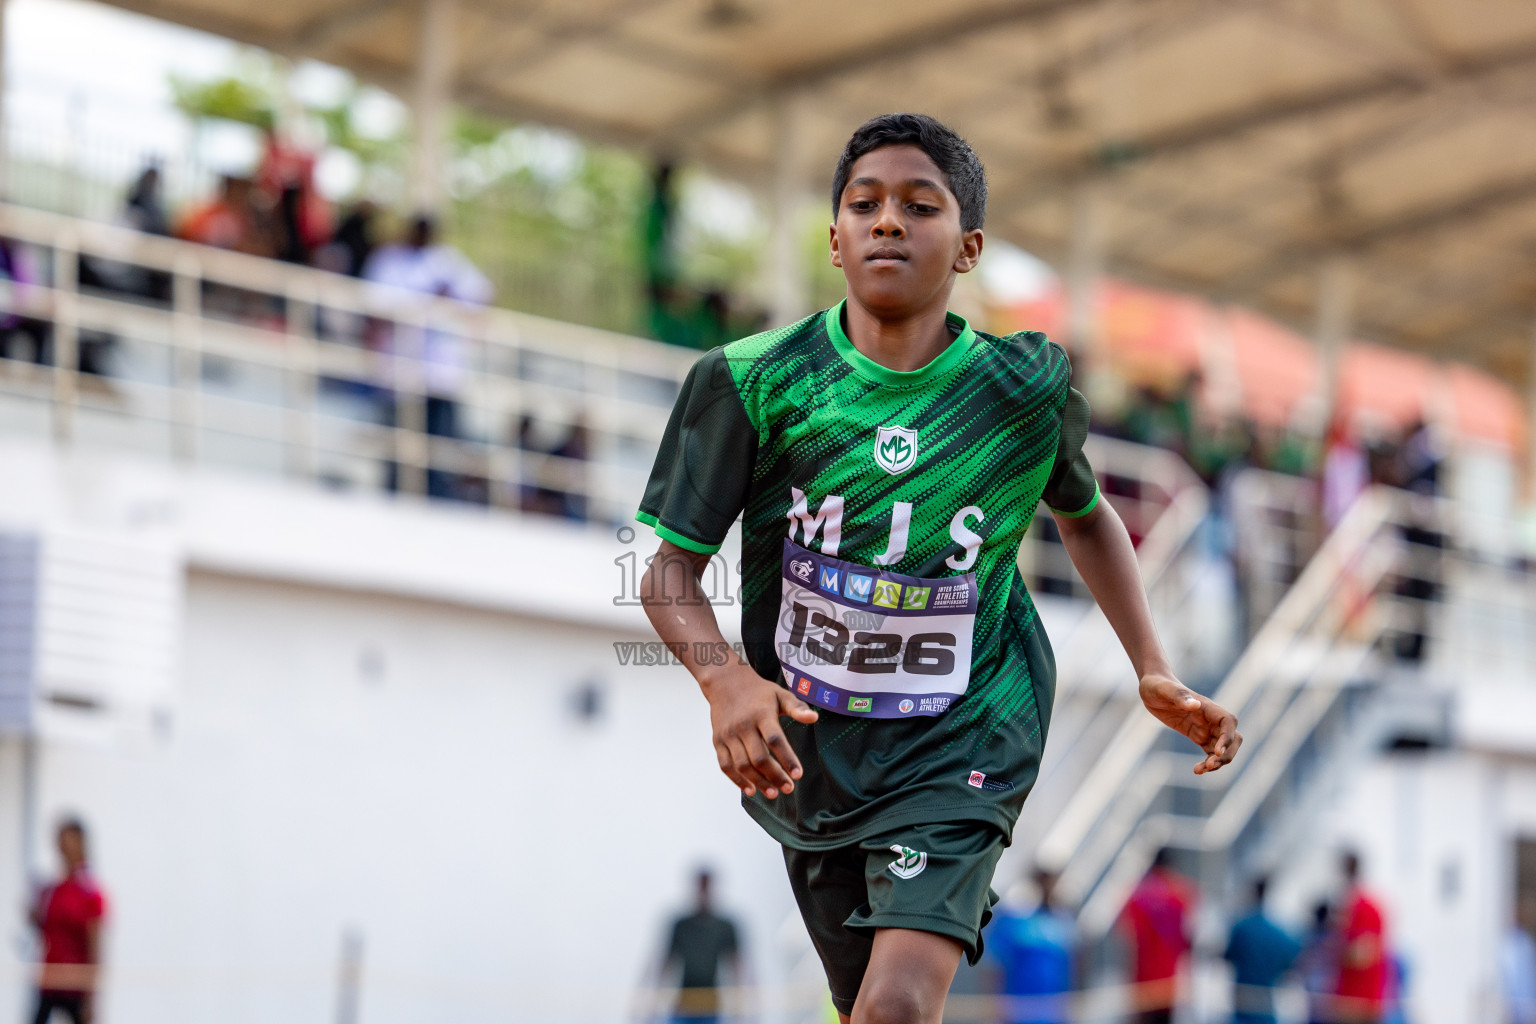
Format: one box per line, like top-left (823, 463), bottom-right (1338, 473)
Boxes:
top-left (866, 246), bottom-right (908, 264)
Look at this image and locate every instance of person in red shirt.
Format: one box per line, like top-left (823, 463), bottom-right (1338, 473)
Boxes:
top-left (28, 818), bottom-right (107, 1024)
top-left (1120, 847), bottom-right (1196, 1024)
top-left (1333, 850), bottom-right (1389, 1024)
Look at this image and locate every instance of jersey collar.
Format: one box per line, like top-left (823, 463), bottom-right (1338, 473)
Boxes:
top-left (824, 299), bottom-right (977, 387)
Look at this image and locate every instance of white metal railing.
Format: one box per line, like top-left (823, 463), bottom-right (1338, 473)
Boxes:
top-left (0, 202), bottom-right (696, 523)
top-left (1010, 469), bottom-right (1213, 858)
top-left (0, 205), bottom-right (1210, 552)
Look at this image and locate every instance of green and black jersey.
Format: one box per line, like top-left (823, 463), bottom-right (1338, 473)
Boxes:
top-left (638, 300), bottom-right (1099, 850)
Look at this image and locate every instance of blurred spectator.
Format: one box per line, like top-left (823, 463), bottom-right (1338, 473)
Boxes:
top-left (1391, 419), bottom-right (1446, 663)
top-left (658, 868), bottom-right (742, 1024)
top-left (0, 237), bottom-right (49, 365)
top-left (123, 165), bottom-right (170, 237)
top-left (1395, 419), bottom-right (1442, 496)
top-left (1322, 414), bottom-right (1369, 530)
top-left (516, 414), bottom-right (591, 521)
top-left (987, 868), bottom-right (1075, 1024)
top-left (643, 160), bottom-right (679, 342)
top-left (1382, 951), bottom-right (1411, 1024)
top-left (1333, 851), bottom-right (1389, 1024)
top-left (27, 818), bottom-right (107, 1024)
top-left (1299, 901), bottom-right (1340, 1024)
top-left (1119, 847), bottom-right (1195, 1024)
top-left (364, 215), bottom-right (493, 501)
top-left (1223, 877), bottom-right (1301, 1024)
top-left (257, 126), bottom-right (332, 265)
top-left (1503, 897), bottom-right (1536, 1024)
top-left (178, 174), bottom-right (271, 256)
top-left (321, 202), bottom-right (379, 279)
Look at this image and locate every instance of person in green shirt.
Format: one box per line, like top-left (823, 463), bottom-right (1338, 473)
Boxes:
top-left (637, 113), bottom-right (1241, 1024)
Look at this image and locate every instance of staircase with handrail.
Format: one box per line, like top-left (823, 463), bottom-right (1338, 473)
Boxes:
top-left (1033, 479), bottom-right (1520, 963)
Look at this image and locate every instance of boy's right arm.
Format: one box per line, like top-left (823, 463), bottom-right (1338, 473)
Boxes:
top-left (641, 540), bottom-right (818, 800)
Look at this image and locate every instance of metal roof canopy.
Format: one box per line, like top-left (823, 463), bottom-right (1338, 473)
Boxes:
top-left (75, 0), bottom-right (1536, 390)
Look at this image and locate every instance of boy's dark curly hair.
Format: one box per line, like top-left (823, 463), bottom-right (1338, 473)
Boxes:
top-left (831, 113), bottom-right (987, 232)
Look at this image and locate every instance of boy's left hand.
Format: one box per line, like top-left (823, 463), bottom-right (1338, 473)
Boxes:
top-left (1139, 673), bottom-right (1242, 774)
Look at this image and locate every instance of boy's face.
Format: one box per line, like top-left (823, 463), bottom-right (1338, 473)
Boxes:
top-left (830, 144), bottom-right (982, 318)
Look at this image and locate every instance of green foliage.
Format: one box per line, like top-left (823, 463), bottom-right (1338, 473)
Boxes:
top-left (169, 71), bottom-right (275, 130)
top-left (167, 54), bottom-right (772, 338)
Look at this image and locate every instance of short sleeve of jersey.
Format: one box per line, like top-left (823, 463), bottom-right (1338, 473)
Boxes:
top-left (1040, 386), bottom-right (1100, 517)
top-left (637, 347), bottom-right (756, 554)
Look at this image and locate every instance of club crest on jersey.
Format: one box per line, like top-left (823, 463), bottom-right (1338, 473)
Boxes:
top-left (888, 845), bottom-right (927, 879)
top-left (874, 425), bottom-right (918, 475)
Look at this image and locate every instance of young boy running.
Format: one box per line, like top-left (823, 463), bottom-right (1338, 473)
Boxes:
top-left (637, 113), bottom-right (1241, 1024)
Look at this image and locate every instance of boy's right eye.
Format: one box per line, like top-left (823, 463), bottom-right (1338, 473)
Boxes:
top-left (848, 200), bottom-right (878, 212)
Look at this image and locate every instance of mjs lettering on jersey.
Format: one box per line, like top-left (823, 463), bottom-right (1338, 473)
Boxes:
top-left (776, 488), bottom-right (980, 719)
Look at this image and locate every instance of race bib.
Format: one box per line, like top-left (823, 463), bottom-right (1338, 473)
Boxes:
top-left (775, 538), bottom-right (977, 718)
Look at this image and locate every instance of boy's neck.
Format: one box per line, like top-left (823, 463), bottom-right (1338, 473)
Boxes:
top-left (842, 293), bottom-right (957, 373)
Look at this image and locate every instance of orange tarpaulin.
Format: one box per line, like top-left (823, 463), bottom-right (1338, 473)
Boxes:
top-left (990, 281), bottom-right (1525, 450)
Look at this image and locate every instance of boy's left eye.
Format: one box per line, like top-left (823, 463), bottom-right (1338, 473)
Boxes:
top-left (909, 204), bottom-right (937, 214)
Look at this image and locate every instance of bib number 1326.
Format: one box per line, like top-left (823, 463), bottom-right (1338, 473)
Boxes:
top-left (783, 600), bottom-right (956, 675)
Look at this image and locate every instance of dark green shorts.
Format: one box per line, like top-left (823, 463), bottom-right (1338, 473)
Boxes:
top-left (782, 821), bottom-right (1005, 1015)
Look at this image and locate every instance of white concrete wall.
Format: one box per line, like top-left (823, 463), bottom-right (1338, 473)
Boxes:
top-left (0, 436), bottom-right (804, 1024)
top-left (2, 572), bottom-right (805, 1024)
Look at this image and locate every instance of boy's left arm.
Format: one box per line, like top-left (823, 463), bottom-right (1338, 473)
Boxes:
top-left (1053, 500), bottom-right (1241, 774)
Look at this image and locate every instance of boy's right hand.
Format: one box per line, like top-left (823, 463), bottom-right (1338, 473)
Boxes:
top-left (702, 665), bottom-right (819, 799)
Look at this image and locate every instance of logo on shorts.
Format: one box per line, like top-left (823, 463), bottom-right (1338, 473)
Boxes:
top-left (969, 771), bottom-right (986, 788)
top-left (898, 698), bottom-right (915, 714)
top-left (790, 557), bottom-right (815, 582)
top-left (888, 845), bottom-right (927, 879)
top-left (797, 677), bottom-right (812, 696)
top-left (875, 425), bottom-right (918, 475)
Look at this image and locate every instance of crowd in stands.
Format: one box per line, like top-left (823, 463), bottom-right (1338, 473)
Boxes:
top-left (0, 147), bottom-right (597, 520)
top-left (1091, 371), bottom-right (1442, 501)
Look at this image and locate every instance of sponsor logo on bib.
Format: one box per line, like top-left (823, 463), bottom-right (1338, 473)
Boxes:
top-left (843, 574), bottom-right (874, 602)
top-left (790, 558), bottom-right (814, 582)
top-left (848, 696), bottom-right (873, 713)
top-left (888, 845), bottom-right (927, 879)
top-left (797, 677), bottom-right (812, 696)
top-left (872, 580), bottom-right (902, 608)
top-left (898, 698), bottom-right (915, 714)
top-left (874, 426), bottom-right (918, 475)
top-left (818, 566), bottom-right (841, 593)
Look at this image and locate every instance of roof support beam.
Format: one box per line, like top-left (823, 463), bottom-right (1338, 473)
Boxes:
top-left (410, 0), bottom-right (457, 213)
top-left (1313, 254), bottom-right (1353, 433)
top-left (766, 94), bottom-right (811, 326)
top-left (1219, 173), bottom-right (1536, 312)
top-left (657, 0), bottom-right (1106, 142)
top-left (1098, 36), bottom-right (1536, 164)
top-left (1064, 180), bottom-right (1107, 376)
top-left (286, 0), bottom-right (410, 57)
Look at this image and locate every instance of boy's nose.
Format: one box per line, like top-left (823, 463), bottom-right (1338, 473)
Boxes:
top-left (873, 221), bottom-right (904, 239)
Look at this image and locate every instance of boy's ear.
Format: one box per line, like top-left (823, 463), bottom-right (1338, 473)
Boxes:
top-left (953, 228), bottom-right (984, 274)
top-left (829, 222), bottom-right (843, 269)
